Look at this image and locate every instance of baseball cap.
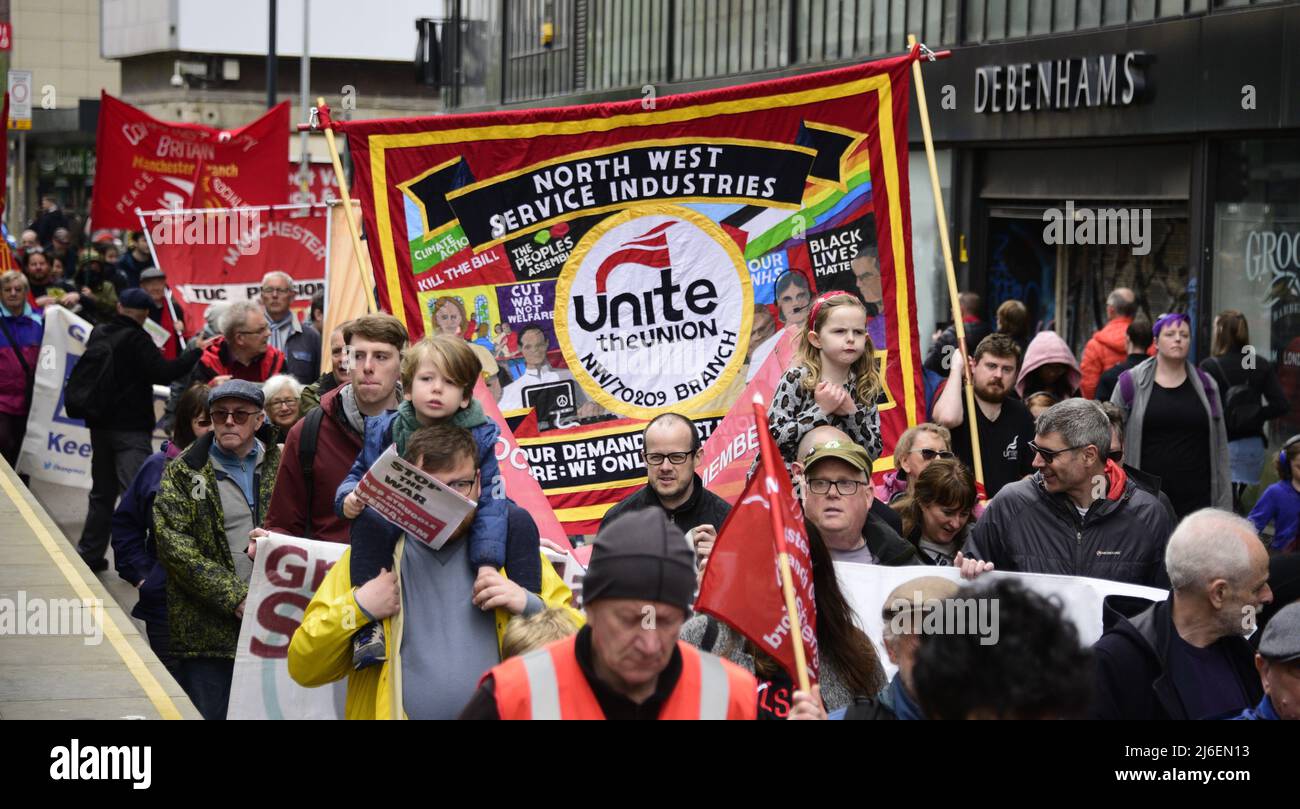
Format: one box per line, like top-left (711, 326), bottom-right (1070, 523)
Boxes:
top-left (139, 267), bottom-right (166, 283)
top-left (801, 438), bottom-right (872, 475)
top-left (119, 288), bottom-right (158, 311)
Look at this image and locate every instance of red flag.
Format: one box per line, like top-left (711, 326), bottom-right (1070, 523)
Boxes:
top-left (0, 92), bottom-right (16, 272)
top-left (91, 93), bottom-right (289, 230)
top-left (695, 397), bottom-right (819, 684)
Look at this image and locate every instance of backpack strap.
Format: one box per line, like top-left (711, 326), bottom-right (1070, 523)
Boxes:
top-left (1118, 368), bottom-right (1135, 407)
top-left (298, 405), bottom-right (326, 529)
top-left (1193, 366), bottom-right (1222, 420)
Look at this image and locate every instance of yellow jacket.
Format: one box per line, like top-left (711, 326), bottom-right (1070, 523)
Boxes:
top-left (287, 539), bottom-right (583, 719)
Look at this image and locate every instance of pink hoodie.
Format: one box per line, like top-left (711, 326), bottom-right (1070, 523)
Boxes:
top-left (1016, 330), bottom-right (1083, 398)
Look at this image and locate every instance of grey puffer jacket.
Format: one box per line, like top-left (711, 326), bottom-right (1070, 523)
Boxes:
top-left (967, 471), bottom-right (1173, 589)
top-left (679, 614), bottom-right (883, 714)
top-left (1109, 356), bottom-right (1231, 512)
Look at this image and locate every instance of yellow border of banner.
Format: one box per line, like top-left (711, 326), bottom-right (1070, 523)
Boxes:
top-left (553, 204), bottom-right (753, 421)
top-left (366, 69), bottom-right (917, 429)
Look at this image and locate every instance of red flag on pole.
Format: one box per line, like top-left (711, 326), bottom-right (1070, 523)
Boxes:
top-left (695, 394), bottom-right (819, 686)
top-left (0, 91), bottom-right (17, 272)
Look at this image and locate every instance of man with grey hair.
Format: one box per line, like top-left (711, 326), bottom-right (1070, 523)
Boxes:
top-left (1091, 508), bottom-right (1272, 720)
top-left (190, 299), bottom-right (286, 387)
top-left (260, 270), bottom-right (320, 385)
top-left (1081, 286), bottom-right (1138, 398)
top-left (965, 397), bottom-right (1172, 587)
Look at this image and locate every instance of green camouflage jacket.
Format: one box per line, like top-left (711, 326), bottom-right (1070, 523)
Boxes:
top-left (154, 432), bottom-right (281, 659)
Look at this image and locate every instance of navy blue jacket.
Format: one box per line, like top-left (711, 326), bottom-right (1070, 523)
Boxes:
top-left (110, 442), bottom-right (181, 625)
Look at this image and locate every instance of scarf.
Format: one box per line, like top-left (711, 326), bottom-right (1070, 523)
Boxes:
top-left (1104, 458), bottom-right (1128, 500)
top-left (391, 398), bottom-right (487, 456)
top-left (337, 384), bottom-right (366, 436)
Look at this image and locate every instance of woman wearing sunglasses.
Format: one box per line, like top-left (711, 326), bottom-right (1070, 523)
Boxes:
top-left (892, 459), bottom-right (977, 566)
top-left (874, 423), bottom-right (955, 505)
top-left (1110, 312), bottom-right (1231, 519)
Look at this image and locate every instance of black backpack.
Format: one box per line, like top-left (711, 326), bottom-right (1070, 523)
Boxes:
top-left (298, 405), bottom-right (326, 523)
top-left (65, 325), bottom-right (123, 422)
top-left (1212, 357), bottom-right (1264, 436)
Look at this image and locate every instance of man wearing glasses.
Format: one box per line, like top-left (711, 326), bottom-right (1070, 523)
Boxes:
top-left (260, 271), bottom-right (321, 385)
top-left (965, 398), bottom-right (1173, 588)
top-left (796, 438), bottom-right (920, 567)
top-left (191, 299), bottom-right (287, 387)
top-left (599, 413), bottom-right (731, 563)
top-left (155, 380), bottom-right (283, 719)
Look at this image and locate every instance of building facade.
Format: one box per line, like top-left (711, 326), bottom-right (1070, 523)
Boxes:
top-left (438, 0), bottom-right (1300, 444)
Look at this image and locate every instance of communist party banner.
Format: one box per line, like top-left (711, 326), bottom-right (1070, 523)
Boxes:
top-left (139, 204), bottom-right (328, 337)
top-left (342, 52), bottom-right (926, 533)
top-left (91, 92), bottom-right (289, 230)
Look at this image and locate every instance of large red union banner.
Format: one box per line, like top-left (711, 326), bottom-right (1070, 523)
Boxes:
top-left (342, 53), bottom-right (925, 533)
top-left (91, 93), bottom-right (289, 230)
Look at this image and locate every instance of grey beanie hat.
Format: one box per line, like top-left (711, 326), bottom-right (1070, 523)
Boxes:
top-left (582, 508), bottom-right (697, 612)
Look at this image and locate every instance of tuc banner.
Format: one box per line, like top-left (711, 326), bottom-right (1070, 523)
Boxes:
top-left (140, 204), bottom-right (329, 337)
top-left (343, 53), bottom-right (925, 532)
top-left (91, 92), bottom-right (289, 230)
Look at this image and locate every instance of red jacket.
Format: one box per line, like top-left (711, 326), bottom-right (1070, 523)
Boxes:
top-left (193, 335), bottom-right (286, 385)
top-left (263, 386), bottom-right (363, 543)
top-left (1080, 317), bottom-right (1131, 399)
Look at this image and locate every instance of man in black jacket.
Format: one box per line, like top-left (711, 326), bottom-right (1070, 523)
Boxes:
top-left (967, 398), bottom-right (1173, 588)
top-left (600, 413), bottom-right (731, 564)
top-left (1091, 509), bottom-right (1272, 720)
top-left (76, 289), bottom-right (210, 572)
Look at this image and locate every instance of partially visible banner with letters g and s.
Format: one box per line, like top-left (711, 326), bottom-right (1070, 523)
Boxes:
top-left (18, 306), bottom-right (168, 488)
top-left (228, 533), bottom-right (347, 721)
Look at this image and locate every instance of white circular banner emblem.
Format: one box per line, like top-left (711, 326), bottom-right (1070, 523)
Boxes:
top-left (555, 205), bottom-right (753, 419)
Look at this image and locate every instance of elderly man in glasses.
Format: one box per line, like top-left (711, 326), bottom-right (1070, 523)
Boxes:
top-left (155, 380), bottom-right (282, 719)
top-left (259, 271), bottom-right (321, 386)
top-left (794, 434), bottom-right (921, 567)
top-left (964, 398), bottom-right (1173, 588)
top-left (599, 413), bottom-right (732, 564)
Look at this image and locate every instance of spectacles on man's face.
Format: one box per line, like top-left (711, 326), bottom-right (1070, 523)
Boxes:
top-left (445, 478), bottom-right (477, 496)
top-left (806, 478), bottom-right (865, 496)
top-left (643, 451), bottom-right (694, 466)
top-left (210, 409), bottom-right (261, 425)
top-left (239, 325), bottom-right (271, 336)
top-left (261, 286), bottom-right (292, 296)
top-left (912, 448), bottom-right (955, 461)
top-left (1027, 440), bottom-right (1086, 463)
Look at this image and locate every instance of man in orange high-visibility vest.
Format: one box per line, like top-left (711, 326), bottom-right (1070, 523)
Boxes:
top-left (460, 508), bottom-right (757, 720)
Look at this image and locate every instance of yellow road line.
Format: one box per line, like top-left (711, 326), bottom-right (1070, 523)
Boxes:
top-left (0, 470), bottom-right (184, 720)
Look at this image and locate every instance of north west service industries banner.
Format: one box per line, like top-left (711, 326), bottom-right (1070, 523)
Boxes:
top-left (140, 204), bottom-right (328, 338)
top-left (91, 93), bottom-right (290, 230)
top-left (343, 54), bottom-right (926, 533)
